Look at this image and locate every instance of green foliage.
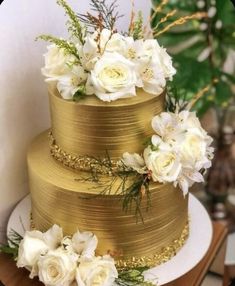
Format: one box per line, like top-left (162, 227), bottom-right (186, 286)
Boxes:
top-left (75, 153), bottom-right (151, 223)
top-left (131, 11), bottom-right (144, 40)
top-left (73, 84), bottom-right (87, 101)
top-left (36, 35), bottom-right (81, 62)
top-left (0, 229), bottom-right (23, 259)
top-left (116, 267), bottom-right (157, 285)
top-left (152, 0), bottom-right (235, 116)
top-left (56, 0), bottom-right (85, 44)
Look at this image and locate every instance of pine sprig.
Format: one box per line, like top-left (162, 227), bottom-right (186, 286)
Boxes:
top-left (36, 35), bottom-right (81, 62)
top-left (56, 0), bottom-right (85, 44)
top-left (166, 84), bottom-right (188, 112)
top-left (75, 153), bottom-right (151, 222)
top-left (77, 0), bottom-right (123, 32)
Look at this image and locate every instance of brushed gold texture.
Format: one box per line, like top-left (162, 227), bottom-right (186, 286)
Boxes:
top-left (28, 132), bottom-right (188, 262)
top-left (48, 84), bottom-right (165, 159)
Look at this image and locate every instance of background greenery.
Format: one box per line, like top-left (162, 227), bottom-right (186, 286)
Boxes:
top-left (152, 0), bottom-right (235, 116)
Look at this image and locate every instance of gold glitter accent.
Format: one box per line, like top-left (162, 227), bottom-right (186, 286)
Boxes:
top-left (116, 221), bottom-right (189, 270)
top-left (30, 212), bottom-right (36, 230)
top-left (49, 131), bottom-right (122, 174)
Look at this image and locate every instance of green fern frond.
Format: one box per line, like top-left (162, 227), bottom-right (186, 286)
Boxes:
top-left (36, 35), bottom-right (80, 62)
top-left (56, 0), bottom-right (85, 44)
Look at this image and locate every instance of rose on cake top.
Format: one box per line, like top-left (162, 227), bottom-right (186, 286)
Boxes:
top-left (39, 0), bottom-right (176, 102)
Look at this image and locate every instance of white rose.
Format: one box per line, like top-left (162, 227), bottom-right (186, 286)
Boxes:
top-left (157, 47), bottom-right (176, 80)
top-left (72, 231), bottom-right (98, 260)
top-left (41, 45), bottom-right (77, 80)
top-left (17, 225), bottom-right (63, 276)
top-left (144, 146), bottom-right (181, 183)
top-left (90, 52), bottom-right (137, 101)
top-left (99, 29), bottom-right (127, 54)
top-left (56, 65), bottom-right (88, 100)
top-left (178, 111), bottom-right (214, 170)
top-left (76, 255), bottom-right (118, 286)
top-left (38, 249), bottom-right (78, 286)
top-left (122, 152), bottom-right (147, 174)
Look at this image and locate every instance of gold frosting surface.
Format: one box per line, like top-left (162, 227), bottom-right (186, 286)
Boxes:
top-left (28, 132), bottom-right (188, 262)
top-left (49, 84), bottom-right (165, 159)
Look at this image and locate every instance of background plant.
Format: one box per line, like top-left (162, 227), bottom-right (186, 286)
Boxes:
top-left (151, 0), bottom-right (235, 116)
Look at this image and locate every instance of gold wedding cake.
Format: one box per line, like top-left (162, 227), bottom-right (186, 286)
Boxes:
top-left (25, 0), bottom-right (215, 273)
top-left (27, 84), bottom-right (189, 268)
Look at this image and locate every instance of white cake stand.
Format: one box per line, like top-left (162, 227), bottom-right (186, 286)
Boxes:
top-left (7, 194), bottom-right (212, 286)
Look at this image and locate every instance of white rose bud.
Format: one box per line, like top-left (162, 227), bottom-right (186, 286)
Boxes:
top-left (76, 255), bottom-right (118, 286)
top-left (90, 52), bottom-right (137, 102)
top-left (38, 249), bottom-right (78, 286)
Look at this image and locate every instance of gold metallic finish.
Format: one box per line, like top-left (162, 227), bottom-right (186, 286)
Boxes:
top-left (116, 222), bottom-right (189, 269)
top-left (49, 132), bottom-right (121, 174)
top-left (28, 132), bottom-right (189, 262)
top-left (48, 83), bottom-right (165, 159)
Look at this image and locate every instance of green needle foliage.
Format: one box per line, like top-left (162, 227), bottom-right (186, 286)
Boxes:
top-left (56, 0), bottom-right (85, 44)
top-left (151, 0), bottom-right (235, 116)
top-left (36, 35), bottom-right (81, 62)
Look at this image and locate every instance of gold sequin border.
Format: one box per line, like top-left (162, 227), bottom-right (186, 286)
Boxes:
top-left (116, 221), bottom-right (189, 270)
top-left (49, 132), bottom-right (121, 174)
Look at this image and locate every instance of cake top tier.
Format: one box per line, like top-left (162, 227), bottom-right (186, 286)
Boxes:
top-left (49, 83), bottom-right (165, 159)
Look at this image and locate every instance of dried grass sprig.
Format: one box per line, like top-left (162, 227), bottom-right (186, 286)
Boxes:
top-left (128, 0), bottom-right (136, 35)
top-left (154, 12), bottom-right (208, 37)
top-left (152, 9), bottom-right (177, 32)
top-left (150, 0), bottom-right (169, 22)
top-left (186, 78), bottom-right (218, 110)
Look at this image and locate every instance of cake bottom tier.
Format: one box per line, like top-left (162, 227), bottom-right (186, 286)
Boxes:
top-left (28, 131), bottom-right (189, 268)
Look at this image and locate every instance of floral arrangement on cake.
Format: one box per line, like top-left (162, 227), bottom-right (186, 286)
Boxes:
top-left (37, 0), bottom-right (214, 219)
top-left (122, 109), bottom-right (214, 196)
top-left (38, 0), bottom-right (205, 102)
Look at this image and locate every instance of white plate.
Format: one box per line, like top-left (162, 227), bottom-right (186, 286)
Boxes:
top-left (7, 194), bottom-right (212, 285)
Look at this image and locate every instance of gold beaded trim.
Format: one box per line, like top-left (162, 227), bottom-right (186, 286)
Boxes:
top-left (49, 132), bottom-right (121, 174)
top-left (116, 221), bottom-right (189, 270)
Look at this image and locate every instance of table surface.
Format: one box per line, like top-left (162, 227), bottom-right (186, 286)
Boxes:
top-left (0, 222), bottom-right (227, 286)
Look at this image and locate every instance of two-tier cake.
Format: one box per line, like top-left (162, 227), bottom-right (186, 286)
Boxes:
top-left (14, 1), bottom-right (214, 285)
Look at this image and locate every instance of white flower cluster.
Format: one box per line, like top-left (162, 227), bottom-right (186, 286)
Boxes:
top-left (42, 29), bottom-right (176, 102)
top-left (17, 225), bottom-right (118, 286)
top-left (123, 111), bottom-right (214, 195)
